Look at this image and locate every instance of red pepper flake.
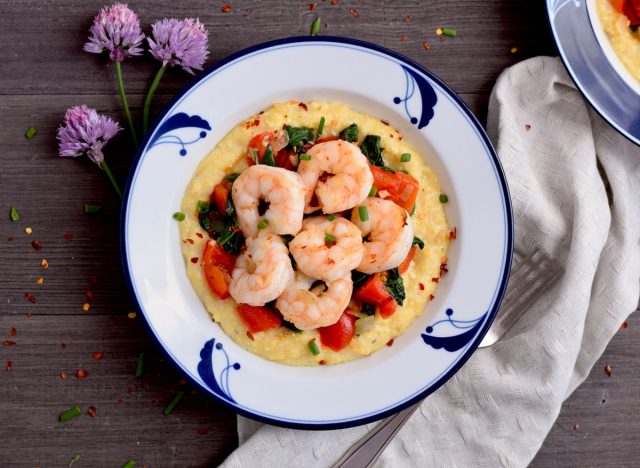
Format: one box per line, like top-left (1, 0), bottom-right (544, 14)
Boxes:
top-left (116, 399), bottom-right (123, 404)
top-left (440, 263), bottom-right (448, 276)
top-left (350, 8), bottom-right (359, 17)
top-left (197, 427), bottom-right (210, 435)
top-left (309, 2), bottom-right (316, 11)
top-left (221, 4), bottom-right (232, 13)
top-left (298, 102), bottom-right (308, 111)
top-left (190, 257), bottom-right (199, 264)
top-left (5, 361), bottom-right (13, 371)
top-left (419, 283), bottom-right (425, 291)
top-left (525, 124), bottom-right (531, 131)
top-left (380, 119), bottom-right (389, 126)
top-left (183, 238), bottom-right (195, 245)
top-left (449, 227), bottom-right (457, 240)
top-left (92, 352), bottom-right (103, 361)
top-left (604, 365), bottom-right (612, 377)
top-left (31, 240), bottom-right (43, 251)
top-left (620, 321), bottom-right (628, 329)
top-left (9, 327), bottom-right (17, 337)
top-left (85, 290), bottom-right (94, 301)
top-left (24, 292), bottom-right (36, 303)
top-left (331, 0), bottom-right (339, 4)
top-left (386, 339), bottom-right (394, 347)
top-left (400, 35), bottom-right (408, 42)
top-left (63, 232), bottom-right (73, 240)
top-left (60, 343), bottom-right (66, 350)
top-left (431, 277), bottom-right (440, 283)
top-left (76, 369), bottom-right (88, 379)
top-left (572, 423), bottom-right (580, 431)
top-left (87, 406), bottom-right (97, 418)
top-left (88, 276), bottom-right (98, 285)
top-left (2, 340), bottom-right (16, 347)
top-left (60, 371), bottom-right (67, 380)
top-left (246, 330), bottom-right (254, 341)
top-left (423, 40), bottom-right (431, 50)
top-left (7, 236), bottom-right (13, 241)
top-left (318, 360), bottom-right (326, 365)
top-left (429, 294), bottom-right (435, 301)
top-left (439, 36), bottom-right (446, 43)
top-left (253, 119), bottom-right (260, 127)
top-left (26, 312), bottom-right (32, 318)
top-left (404, 15), bottom-right (412, 22)
top-left (195, 232), bottom-right (203, 239)
top-left (127, 386), bottom-right (133, 394)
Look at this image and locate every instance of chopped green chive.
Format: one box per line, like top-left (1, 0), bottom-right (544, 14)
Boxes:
top-left (84, 204), bottom-right (102, 215)
top-left (196, 200), bottom-right (209, 213)
top-left (257, 219), bottom-right (269, 230)
top-left (368, 186), bottom-right (377, 197)
top-left (439, 194), bottom-right (449, 203)
top-left (310, 17), bottom-right (321, 36)
top-left (358, 205), bottom-right (369, 221)
top-left (400, 153), bottom-right (411, 162)
top-left (308, 339), bottom-right (320, 356)
top-left (9, 206), bottom-right (20, 222)
top-left (327, 214), bottom-right (337, 221)
top-left (224, 172), bottom-right (240, 181)
top-left (262, 144), bottom-right (276, 166)
top-left (135, 352), bottom-right (145, 378)
top-left (69, 454), bottom-right (81, 467)
top-left (163, 390), bottom-right (185, 415)
top-left (172, 212), bottom-right (185, 221)
top-left (325, 232), bottom-right (336, 244)
top-left (299, 153), bottom-right (311, 161)
top-left (25, 127), bottom-right (37, 139)
top-left (59, 406), bottom-right (82, 422)
top-left (442, 28), bottom-right (457, 37)
top-left (410, 204), bottom-right (416, 216)
top-left (317, 116), bottom-right (325, 136)
top-left (122, 461), bottom-right (136, 468)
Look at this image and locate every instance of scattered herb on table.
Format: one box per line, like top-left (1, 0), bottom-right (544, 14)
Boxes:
top-left (68, 454), bottom-right (81, 467)
top-left (310, 16), bottom-right (321, 36)
top-left (84, 204), bottom-right (102, 214)
top-left (122, 461), bottom-right (136, 468)
top-left (135, 352), bottom-right (145, 378)
top-left (163, 390), bottom-right (185, 415)
top-left (25, 127), bottom-right (37, 139)
top-left (442, 28), bottom-right (457, 37)
top-left (9, 207), bottom-right (20, 222)
top-left (59, 406), bottom-right (82, 422)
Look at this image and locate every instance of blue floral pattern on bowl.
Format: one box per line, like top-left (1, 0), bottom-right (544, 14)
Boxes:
top-left (148, 112), bottom-right (211, 156)
top-left (393, 65), bottom-right (438, 129)
top-left (197, 338), bottom-right (240, 403)
top-left (422, 308), bottom-right (487, 352)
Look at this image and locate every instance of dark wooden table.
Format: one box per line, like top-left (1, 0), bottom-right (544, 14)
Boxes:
top-left (1, 1), bottom-right (638, 466)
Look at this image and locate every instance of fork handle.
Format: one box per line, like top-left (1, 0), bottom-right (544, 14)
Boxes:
top-left (332, 402), bottom-right (420, 468)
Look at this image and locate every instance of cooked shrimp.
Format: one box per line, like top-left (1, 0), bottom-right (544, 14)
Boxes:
top-left (351, 197), bottom-right (415, 274)
top-left (228, 231), bottom-right (294, 306)
top-left (232, 165), bottom-right (305, 238)
top-left (297, 140), bottom-right (373, 214)
top-left (276, 272), bottom-right (353, 330)
top-left (289, 216), bottom-right (363, 282)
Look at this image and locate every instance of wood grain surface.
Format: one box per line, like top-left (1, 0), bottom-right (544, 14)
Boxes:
top-left (0, 1), bottom-right (637, 466)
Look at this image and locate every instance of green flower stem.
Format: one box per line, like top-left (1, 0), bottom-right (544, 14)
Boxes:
top-left (143, 65), bottom-right (166, 134)
top-left (101, 160), bottom-right (123, 199)
top-left (115, 61), bottom-right (138, 147)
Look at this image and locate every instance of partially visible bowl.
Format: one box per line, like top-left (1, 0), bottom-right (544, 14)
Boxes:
top-left (121, 36), bottom-right (513, 429)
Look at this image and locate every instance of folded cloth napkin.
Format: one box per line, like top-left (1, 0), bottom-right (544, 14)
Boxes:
top-left (221, 57), bottom-right (640, 467)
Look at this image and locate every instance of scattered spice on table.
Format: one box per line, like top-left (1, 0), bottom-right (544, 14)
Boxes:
top-left (135, 352), bottom-right (145, 378)
top-left (24, 292), bottom-right (36, 303)
top-left (3, 340), bottom-right (17, 347)
top-left (41, 258), bottom-right (49, 269)
top-left (61, 343), bottom-right (66, 350)
top-left (76, 369), bottom-right (88, 379)
top-left (25, 227), bottom-right (33, 235)
top-left (604, 364), bottom-right (613, 377)
top-left (163, 390), bottom-right (185, 415)
top-left (331, 0), bottom-right (339, 4)
top-left (404, 15), bottom-right (412, 22)
top-left (64, 232), bottom-right (74, 240)
top-left (25, 127), bottom-right (37, 139)
top-left (510, 46), bottom-right (518, 53)
top-left (439, 36), bottom-right (446, 43)
top-left (83, 303), bottom-right (91, 312)
top-left (31, 240), bottom-right (43, 251)
top-left (85, 290), bottom-right (94, 300)
top-left (350, 8), bottom-right (359, 17)
top-left (93, 351), bottom-right (104, 360)
top-left (36, 277), bottom-right (43, 285)
top-left (26, 312), bottom-right (32, 318)
top-left (309, 2), bottom-right (316, 11)
top-left (87, 406), bottom-right (97, 418)
top-left (572, 423), bottom-right (580, 431)
top-left (400, 35), bottom-right (408, 41)
top-left (59, 406), bottom-right (82, 422)
top-left (198, 427), bottom-right (210, 435)
top-left (127, 312), bottom-right (137, 319)
top-left (5, 361), bottom-right (13, 371)
top-left (221, 4), bottom-right (231, 13)
top-left (9, 328), bottom-right (17, 337)
top-left (620, 321), bottom-right (628, 329)
top-left (60, 371), bottom-right (68, 380)
top-left (9, 206), bottom-right (21, 222)
top-left (423, 41), bottom-right (431, 50)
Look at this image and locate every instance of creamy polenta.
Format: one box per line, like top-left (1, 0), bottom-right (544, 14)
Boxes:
top-left (179, 100), bottom-right (450, 366)
top-left (597, 0), bottom-right (640, 81)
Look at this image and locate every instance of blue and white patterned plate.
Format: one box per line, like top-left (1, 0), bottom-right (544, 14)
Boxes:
top-left (121, 37), bottom-right (513, 429)
top-left (548, 0), bottom-right (640, 145)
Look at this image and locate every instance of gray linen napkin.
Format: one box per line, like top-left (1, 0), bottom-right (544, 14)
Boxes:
top-left (221, 57), bottom-right (640, 467)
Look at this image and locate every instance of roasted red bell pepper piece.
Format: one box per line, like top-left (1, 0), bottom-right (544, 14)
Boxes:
top-left (211, 183), bottom-right (229, 216)
top-left (354, 274), bottom-right (392, 305)
top-left (201, 240), bottom-right (237, 299)
top-left (318, 310), bottom-right (357, 351)
top-left (237, 304), bottom-right (282, 333)
top-left (398, 246), bottom-right (417, 275)
top-left (378, 297), bottom-right (398, 319)
top-left (246, 131), bottom-right (274, 165)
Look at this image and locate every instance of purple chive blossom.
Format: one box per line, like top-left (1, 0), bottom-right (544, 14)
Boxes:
top-left (57, 106), bottom-right (122, 165)
top-left (147, 18), bottom-right (209, 74)
top-left (84, 3), bottom-right (145, 62)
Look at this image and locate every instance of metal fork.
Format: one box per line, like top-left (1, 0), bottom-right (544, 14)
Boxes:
top-left (332, 247), bottom-right (564, 468)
